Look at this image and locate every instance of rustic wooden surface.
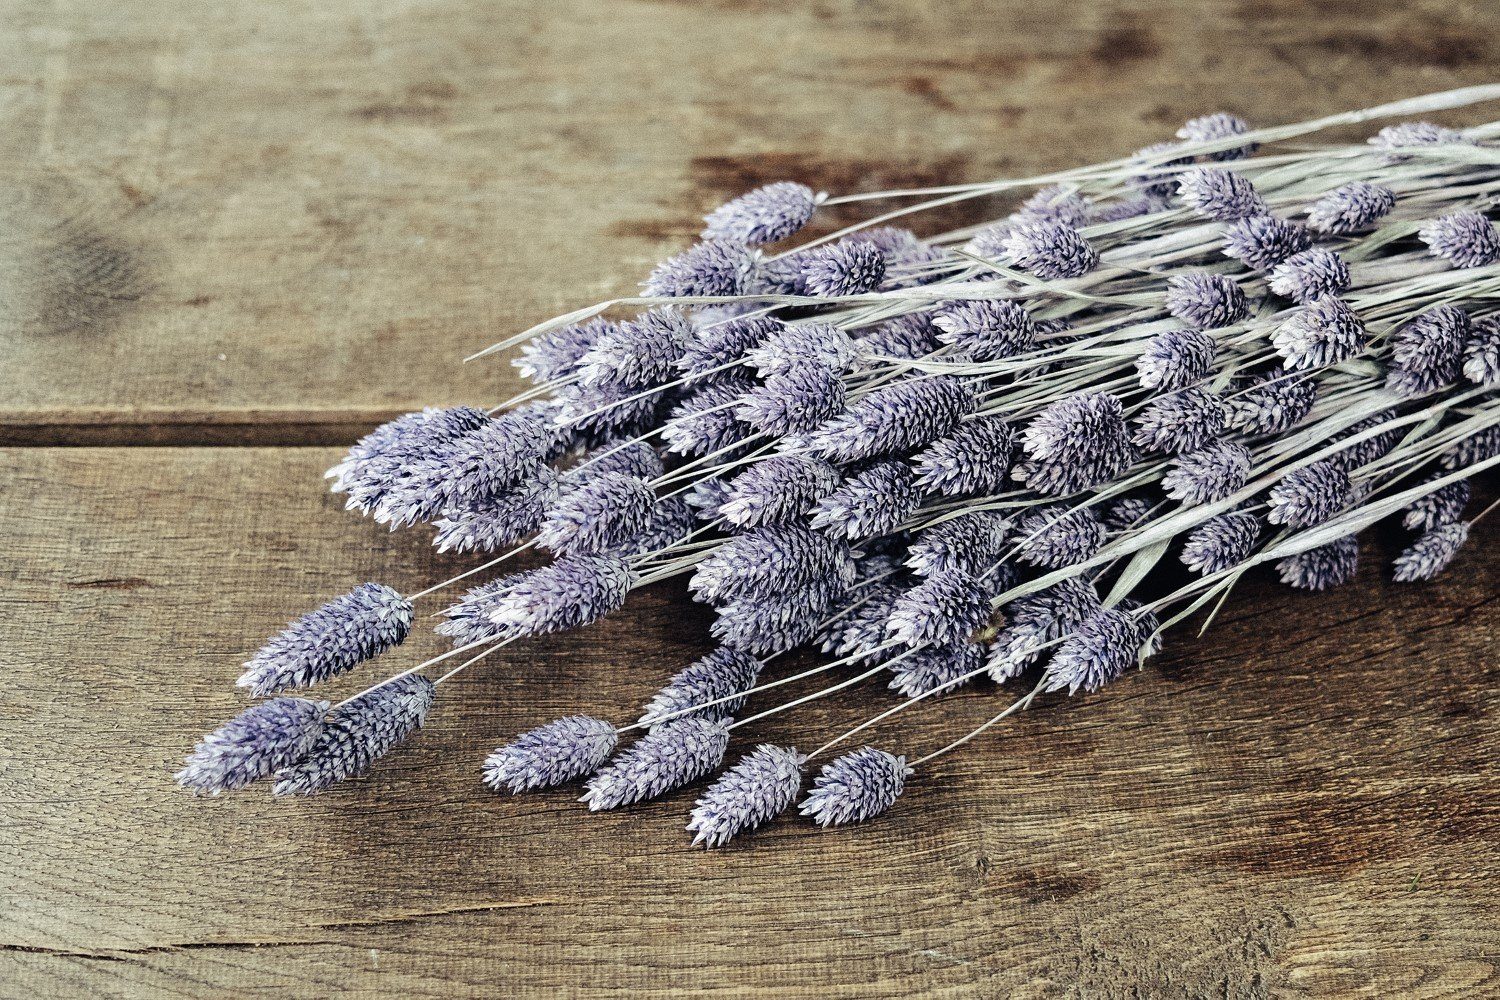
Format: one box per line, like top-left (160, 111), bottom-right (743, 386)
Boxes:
top-left (1, 1), bottom-right (1498, 997)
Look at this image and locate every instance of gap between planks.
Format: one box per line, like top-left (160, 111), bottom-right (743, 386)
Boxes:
top-left (0, 408), bottom-right (415, 447)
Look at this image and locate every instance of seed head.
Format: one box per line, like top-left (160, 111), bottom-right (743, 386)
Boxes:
top-left (735, 363), bottom-right (848, 437)
top-left (710, 576), bottom-right (849, 655)
top-left (690, 524), bottom-right (855, 605)
top-left (1419, 211), bottom-right (1500, 269)
top-left (1137, 329), bottom-right (1218, 391)
top-left (905, 511), bottom-right (1010, 578)
top-left (329, 406), bottom-right (490, 495)
top-left (615, 496), bottom-right (695, 558)
top-left (1267, 459), bottom-right (1351, 528)
top-left (987, 578), bottom-right (1101, 681)
top-left (1102, 497), bottom-right (1153, 533)
top-left (1463, 316), bottom-right (1500, 386)
top-left (433, 468), bottom-right (562, 554)
top-left (1162, 438), bottom-right (1253, 505)
top-left (582, 716), bottom-right (732, 810)
top-left (1326, 411), bottom-right (1400, 472)
top-left (911, 416), bottom-right (1014, 498)
top-left (554, 379), bottom-right (663, 439)
top-left (1387, 305), bottom-right (1468, 398)
top-left (1015, 505), bottom-right (1108, 569)
top-left (536, 472), bottom-right (657, 558)
top-left (1015, 392), bottom-right (1135, 496)
top-left (1128, 141), bottom-right (1194, 198)
top-left (483, 715), bottom-right (619, 793)
top-left (579, 307), bottom-right (694, 388)
top-left (687, 744), bottom-right (805, 847)
top-left (888, 641), bottom-right (986, 699)
top-left (513, 318), bottom-right (613, 384)
top-left (238, 583), bottom-right (413, 697)
top-left (1178, 112), bottom-right (1257, 160)
top-left (799, 747), bottom-right (911, 827)
top-left (1002, 221), bottom-right (1099, 279)
top-left (1402, 474), bottom-right (1470, 531)
top-left (487, 554), bottom-right (636, 639)
top-left (273, 675), bottom-right (435, 795)
top-left (1164, 271), bottom-right (1247, 329)
top-left (1440, 425), bottom-right (1500, 470)
top-left (1269, 248), bottom-right (1351, 304)
top-left (1013, 184), bottom-right (1093, 228)
top-left (686, 476), bottom-right (733, 521)
top-left (1223, 215), bottom-right (1312, 272)
top-left (1042, 607), bottom-right (1144, 694)
top-left (661, 377), bottom-right (755, 458)
top-left (678, 315), bottom-right (782, 381)
top-left (799, 240), bottom-right (887, 297)
top-left (1370, 121), bottom-right (1468, 151)
top-left (703, 182), bottom-right (820, 245)
top-left (177, 697), bottom-right (328, 795)
top-left (743, 322), bottom-right (863, 378)
top-left (1176, 168), bottom-right (1265, 220)
top-left (932, 299), bottom-right (1036, 361)
top-left (1277, 536), bottom-right (1359, 591)
top-left (1181, 510), bottom-right (1261, 574)
top-left (1131, 387), bottom-right (1228, 455)
top-left (721, 455), bottom-right (842, 528)
top-left (436, 576), bottom-right (529, 647)
top-left (1305, 181), bottom-right (1396, 236)
top-left (885, 569), bottom-right (993, 648)
top-left (807, 376), bottom-right (978, 464)
top-left (567, 439), bottom-right (666, 484)
top-left (809, 461), bottom-right (921, 541)
top-left (639, 647), bottom-right (764, 727)
top-left (1226, 370), bottom-right (1317, 435)
top-left (1393, 523), bottom-right (1470, 583)
top-left (859, 312), bottom-right (944, 360)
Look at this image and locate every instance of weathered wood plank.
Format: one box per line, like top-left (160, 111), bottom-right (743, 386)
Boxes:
top-left (1, 0), bottom-right (1498, 431)
top-left (1, 447), bottom-right (1494, 997)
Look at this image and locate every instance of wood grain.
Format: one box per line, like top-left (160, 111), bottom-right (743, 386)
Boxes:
top-left (2, 447), bottom-right (1495, 997)
top-left (2, 0), bottom-right (1499, 434)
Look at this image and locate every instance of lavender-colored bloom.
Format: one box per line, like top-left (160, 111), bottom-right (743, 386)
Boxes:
top-left (662, 377), bottom-right (755, 458)
top-left (1326, 410), bottom-right (1400, 472)
top-left (1463, 316), bottom-right (1500, 386)
top-left (436, 576), bottom-right (528, 647)
top-left (1129, 141), bottom-right (1194, 198)
top-left (1015, 392), bottom-right (1135, 496)
top-left (678, 315), bottom-right (782, 382)
top-left (853, 227), bottom-right (951, 287)
top-left (911, 416), bottom-right (1014, 498)
top-left (1014, 184), bottom-right (1093, 228)
top-left (1402, 476), bottom-right (1470, 531)
top-left (639, 647), bottom-right (764, 727)
top-left (1131, 387), bottom-right (1227, 455)
top-left (1269, 247), bottom-right (1351, 304)
top-left (177, 697), bottom-right (328, 795)
top-left (743, 322), bottom-right (862, 377)
top-left (799, 747), bottom-right (911, 827)
top-left (686, 476), bottom-right (733, 522)
top-left (687, 744), bottom-right (804, 847)
top-left (1370, 121), bottom-right (1468, 151)
top-left (1164, 271), bottom-right (1247, 329)
top-left (614, 495), bottom-right (694, 557)
top-left (1440, 425), bottom-right (1500, 470)
top-left (1015, 505), bottom-right (1108, 569)
top-left (888, 641), bottom-right (985, 699)
top-left (1393, 523), bottom-right (1470, 582)
top-left (582, 716), bottom-right (732, 810)
top-left (273, 674), bottom-right (435, 795)
top-left (1418, 211), bottom-right (1500, 269)
top-left (644, 240), bottom-right (757, 298)
top-left (964, 222), bottom-right (1011, 260)
top-left (820, 587), bottom-right (904, 667)
top-left (906, 511), bottom-right (1010, 578)
top-left (488, 554), bottom-right (635, 639)
top-left (809, 461), bottom-right (921, 541)
top-left (1305, 181), bottom-right (1396, 236)
top-left (1226, 370), bottom-right (1316, 435)
top-left (569, 439), bottom-right (666, 484)
top-left (483, 716), bottom-right (618, 793)
top-left (932, 299), bottom-right (1035, 360)
top-left (1178, 112), bottom-right (1256, 160)
top-left (536, 472), bottom-right (657, 557)
top-left (579, 308), bottom-right (694, 388)
top-left (238, 583), bottom-right (413, 697)
top-left (433, 468), bottom-right (561, 554)
top-left (1003, 221), bottom-right (1098, 279)
top-left (329, 406), bottom-right (491, 494)
top-left (721, 455), bottom-right (841, 528)
top-left (702, 182), bottom-right (820, 246)
top-left (799, 240), bottom-right (887, 297)
top-left (859, 312), bottom-right (944, 360)
top-left (885, 570), bottom-right (992, 648)
top-left (1387, 305), bottom-right (1468, 398)
top-left (711, 578), bottom-right (848, 655)
top-left (1102, 497), bottom-right (1153, 533)
top-left (1267, 460), bottom-right (1351, 528)
top-left (751, 252), bottom-right (810, 295)
top-left (554, 379), bottom-right (663, 438)
top-left (808, 376), bottom-right (977, 463)
top-left (690, 524), bottom-right (855, 604)
top-left (1090, 192), bottom-right (1168, 223)
top-left (1277, 536), bottom-right (1359, 591)
top-left (1176, 168), bottom-right (1265, 220)
top-left (513, 318), bottom-right (613, 383)
top-left (1136, 329), bottom-right (1217, 391)
top-left (1180, 510), bottom-right (1261, 574)
top-left (1161, 438), bottom-right (1253, 505)
top-left (1042, 607), bottom-right (1142, 694)
top-left (1223, 215), bottom-right (1312, 271)
top-left (987, 579), bottom-right (1101, 681)
top-left (735, 363), bottom-right (848, 437)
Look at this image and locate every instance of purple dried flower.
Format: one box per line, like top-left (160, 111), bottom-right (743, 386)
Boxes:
top-left (688, 744), bottom-right (804, 847)
top-left (570, 440), bottom-right (667, 484)
top-left (820, 581), bottom-right (905, 665)
top-left (1272, 248), bottom-right (1352, 305)
top-left (703, 182), bottom-right (820, 246)
top-left (809, 461), bottom-right (921, 541)
top-left (433, 468), bottom-right (561, 554)
top-left (799, 240), bottom-right (887, 297)
top-left (1178, 112), bottom-right (1256, 160)
top-left (932, 299), bottom-right (1036, 360)
top-left (436, 576), bottom-right (527, 647)
top-left (330, 406), bottom-right (491, 493)
top-left (1162, 439), bottom-right (1253, 505)
top-left (721, 455), bottom-right (842, 528)
top-left (615, 495), bottom-right (695, 557)
top-left (1180, 510), bottom-right (1261, 574)
top-left (888, 641), bottom-right (985, 699)
top-left (1131, 387), bottom-right (1228, 455)
top-left (1463, 316), bottom-right (1500, 386)
top-left (1267, 460), bottom-right (1351, 528)
top-left (1326, 410), bottom-right (1401, 472)
top-left (582, 716), bottom-right (732, 810)
top-left (1402, 475), bottom-right (1470, 531)
top-left (1090, 193), bottom-right (1168, 223)
top-left (1015, 505), bottom-right (1108, 569)
top-left (1137, 329), bottom-right (1217, 391)
top-left (1014, 184), bottom-right (1093, 228)
top-left (678, 315), bottom-right (782, 381)
top-left (579, 307), bottom-right (694, 388)
top-left (177, 697), bottom-right (328, 795)
top-left (1042, 607), bottom-right (1143, 694)
top-left (1419, 211), bottom-right (1500, 269)
top-left (964, 222), bottom-right (1011, 260)
top-left (1176, 168), bottom-right (1266, 220)
top-left (1393, 523), bottom-right (1470, 582)
top-left (905, 511), bottom-right (1010, 578)
top-left (238, 583), bottom-right (413, 697)
top-left (808, 375), bottom-right (977, 464)
top-left (488, 554), bottom-right (635, 639)
top-left (1102, 497), bottom-right (1153, 533)
top-left (1370, 121), bottom-right (1468, 151)
top-left (483, 716), bottom-right (618, 793)
top-left (690, 524), bottom-right (855, 604)
top-left (513, 318), bottom-right (613, 383)
top-left (1305, 181), bottom-right (1397, 236)
top-left (686, 476), bottom-right (733, 521)
top-left (743, 322), bottom-right (863, 377)
top-left (1387, 305), bottom-right (1468, 398)
top-left (639, 647), bottom-right (764, 727)
top-left (1223, 215), bottom-right (1313, 272)
top-left (661, 377), bottom-right (756, 458)
top-left (644, 240), bottom-right (758, 298)
top-left (1003, 221), bottom-right (1099, 279)
top-left (1227, 370), bottom-right (1317, 435)
top-left (273, 674), bottom-right (435, 795)
top-left (987, 578), bottom-right (1101, 681)
top-left (1129, 141), bottom-right (1194, 198)
top-left (735, 363), bottom-right (848, 438)
top-left (1277, 536), bottom-right (1359, 591)
top-left (751, 252), bottom-right (810, 295)
top-left (799, 747), bottom-right (911, 827)
top-left (711, 577), bottom-right (850, 655)
top-left (885, 570), bottom-right (992, 648)
top-left (1015, 392), bottom-right (1135, 496)
top-left (859, 312), bottom-right (944, 359)
top-left (536, 472), bottom-right (657, 557)
top-left (911, 416), bottom-right (1014, 498)
top-left (1164, 271), bottom-right (1248, 329)
top-left (1440, 425), bottom-right (1500, 470)
top-left (555, 379), bottom-right (663, 438)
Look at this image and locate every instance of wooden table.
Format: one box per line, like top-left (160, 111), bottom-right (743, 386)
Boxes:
top-left (2, 2), bottom-right (1496, 996)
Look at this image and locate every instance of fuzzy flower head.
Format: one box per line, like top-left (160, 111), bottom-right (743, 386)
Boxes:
top-left (661, 377), bottom-right (755, 458)
top-left (1016, 392), bottom-right (1135, 497)
top-left (1440, 425), bottom-right (1500, 470)
top-left (807, 461), bottom-right (919, 541)
top-left (1463, 316), bottom-right (1500, 386)
top-left (1042, 607), bottom-right (1142, 694)
top-left (1277, 536), bottom-right (1359, 591)
top-left (1128, 141), bottom-right (1194, 198)
top-left (859, 312), bottom-right (943, 360)
top-left (799, 747), bottom-right (911, 827)
top-left (554, 380), bottom-right (663, 439)
top-left (1227, 370), bottom-right (1316, 435)
top-left (905, 511), bottom-right (1010, 578)
top-left (735, 362), bottom-right (848, 437)
top-left (743, 322), bottom-right (862, 378)
top-left (1274, 292), bottom-right (1367, 371)
top-left (483, 716), bottom-right (619, 794)
top-left (798, 240), bottom-right (887, 297)
top-left (1015, 505), bottom-right (1108, 569)
top-left (1131, 387), bottom-right (1227, 455)
top-left (273, 675), bottom-right (435, 795)
top-left (329, 405), bottom-right (491, 494)
top-left (1223, 215), bottom-right (1312, 272)
top-left (579, 308), bottom-right (694, 388)
top-left (1164, 272), bottom-right (1247, 329)
top-left (435, 576), bottom-right (527, 647)
top-left (888, 641), bottom-right (986, 699)
top-left (1370, 121), bottom-right (1468, 152)
top-left (1002, 221), bottom-right (1099, 279)
top-left (703, 182), bottom-right (821, 246)
top-left (808, 376), bottom-right (977, 464)
top-left (238, 584), bottom-right (413, 698)
top-left (1393, 523), bottom-right (1470, 582)
top-left (932, 299), bottom-right (1036, 361)
top-left (177, 697), bottom-right (329, 795)
top-left (1178, 112), bottom-right (1257, 160)
top-left (1326, 411), bottom-right (1400, 472)
top-left (1137, 329), bottom-right (1217, 391)
top-left (639, 647), bottom-right (763, 728)
top-left (536, 472), bottom-right (657, 557)
top-left (1306, 181), bottom-right (1396, 236)
top-left (710, 578), bottom-right (849, 656)
top-left (690, 524), bottom-right (855, 605)
top-left (820, 582), bottom-right (906, 665)
top-left (1102, 497), bottom-right (1153, 534)
top-left (686, 477), bottom-right (732, 521)
top-left (911, 416), bottom-right (1014, 498)
top-left (987, 578), bottom-right (1101, 681)
top-left (582, 716), bottom-right (732, 811)
top-left (1402, 475), bottom-right (1470, 532)
top-left (615, 496), bottom-right (695, 558)
top-left (1162, 438), bottom-right (1253, 505)
top-left (1269, 247), bottom-right (1351, 304)
top-left (512, 318), bottom-right (613, 385)
top-left (1387, 305), bottom-right (1468, 398)
top-left (1267, 459), bottom-right (1351, 528)
top-left (885, 570), bottom-right (993, 649)
top-left (488, 554), bottom-right (635, 639)
top-left (433, 468), bottom-right (561, 555)
top-left (1181, 510), bottom-right (1261, 574)
top-left (1419, 211), bottom-right (1500, 269)
top-left (720, 455), bottom-right (841, 528)
top-left (571, 439), bottom-right (667, 484)
top-left (678, 315), bottom-right (781, 381)
top-left (1014, 184), bottom-right (1093, 228)
top-left (688, 744), bottom-right (805, 847)
top-left (1176, 168), bottom-right (1265, 220)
